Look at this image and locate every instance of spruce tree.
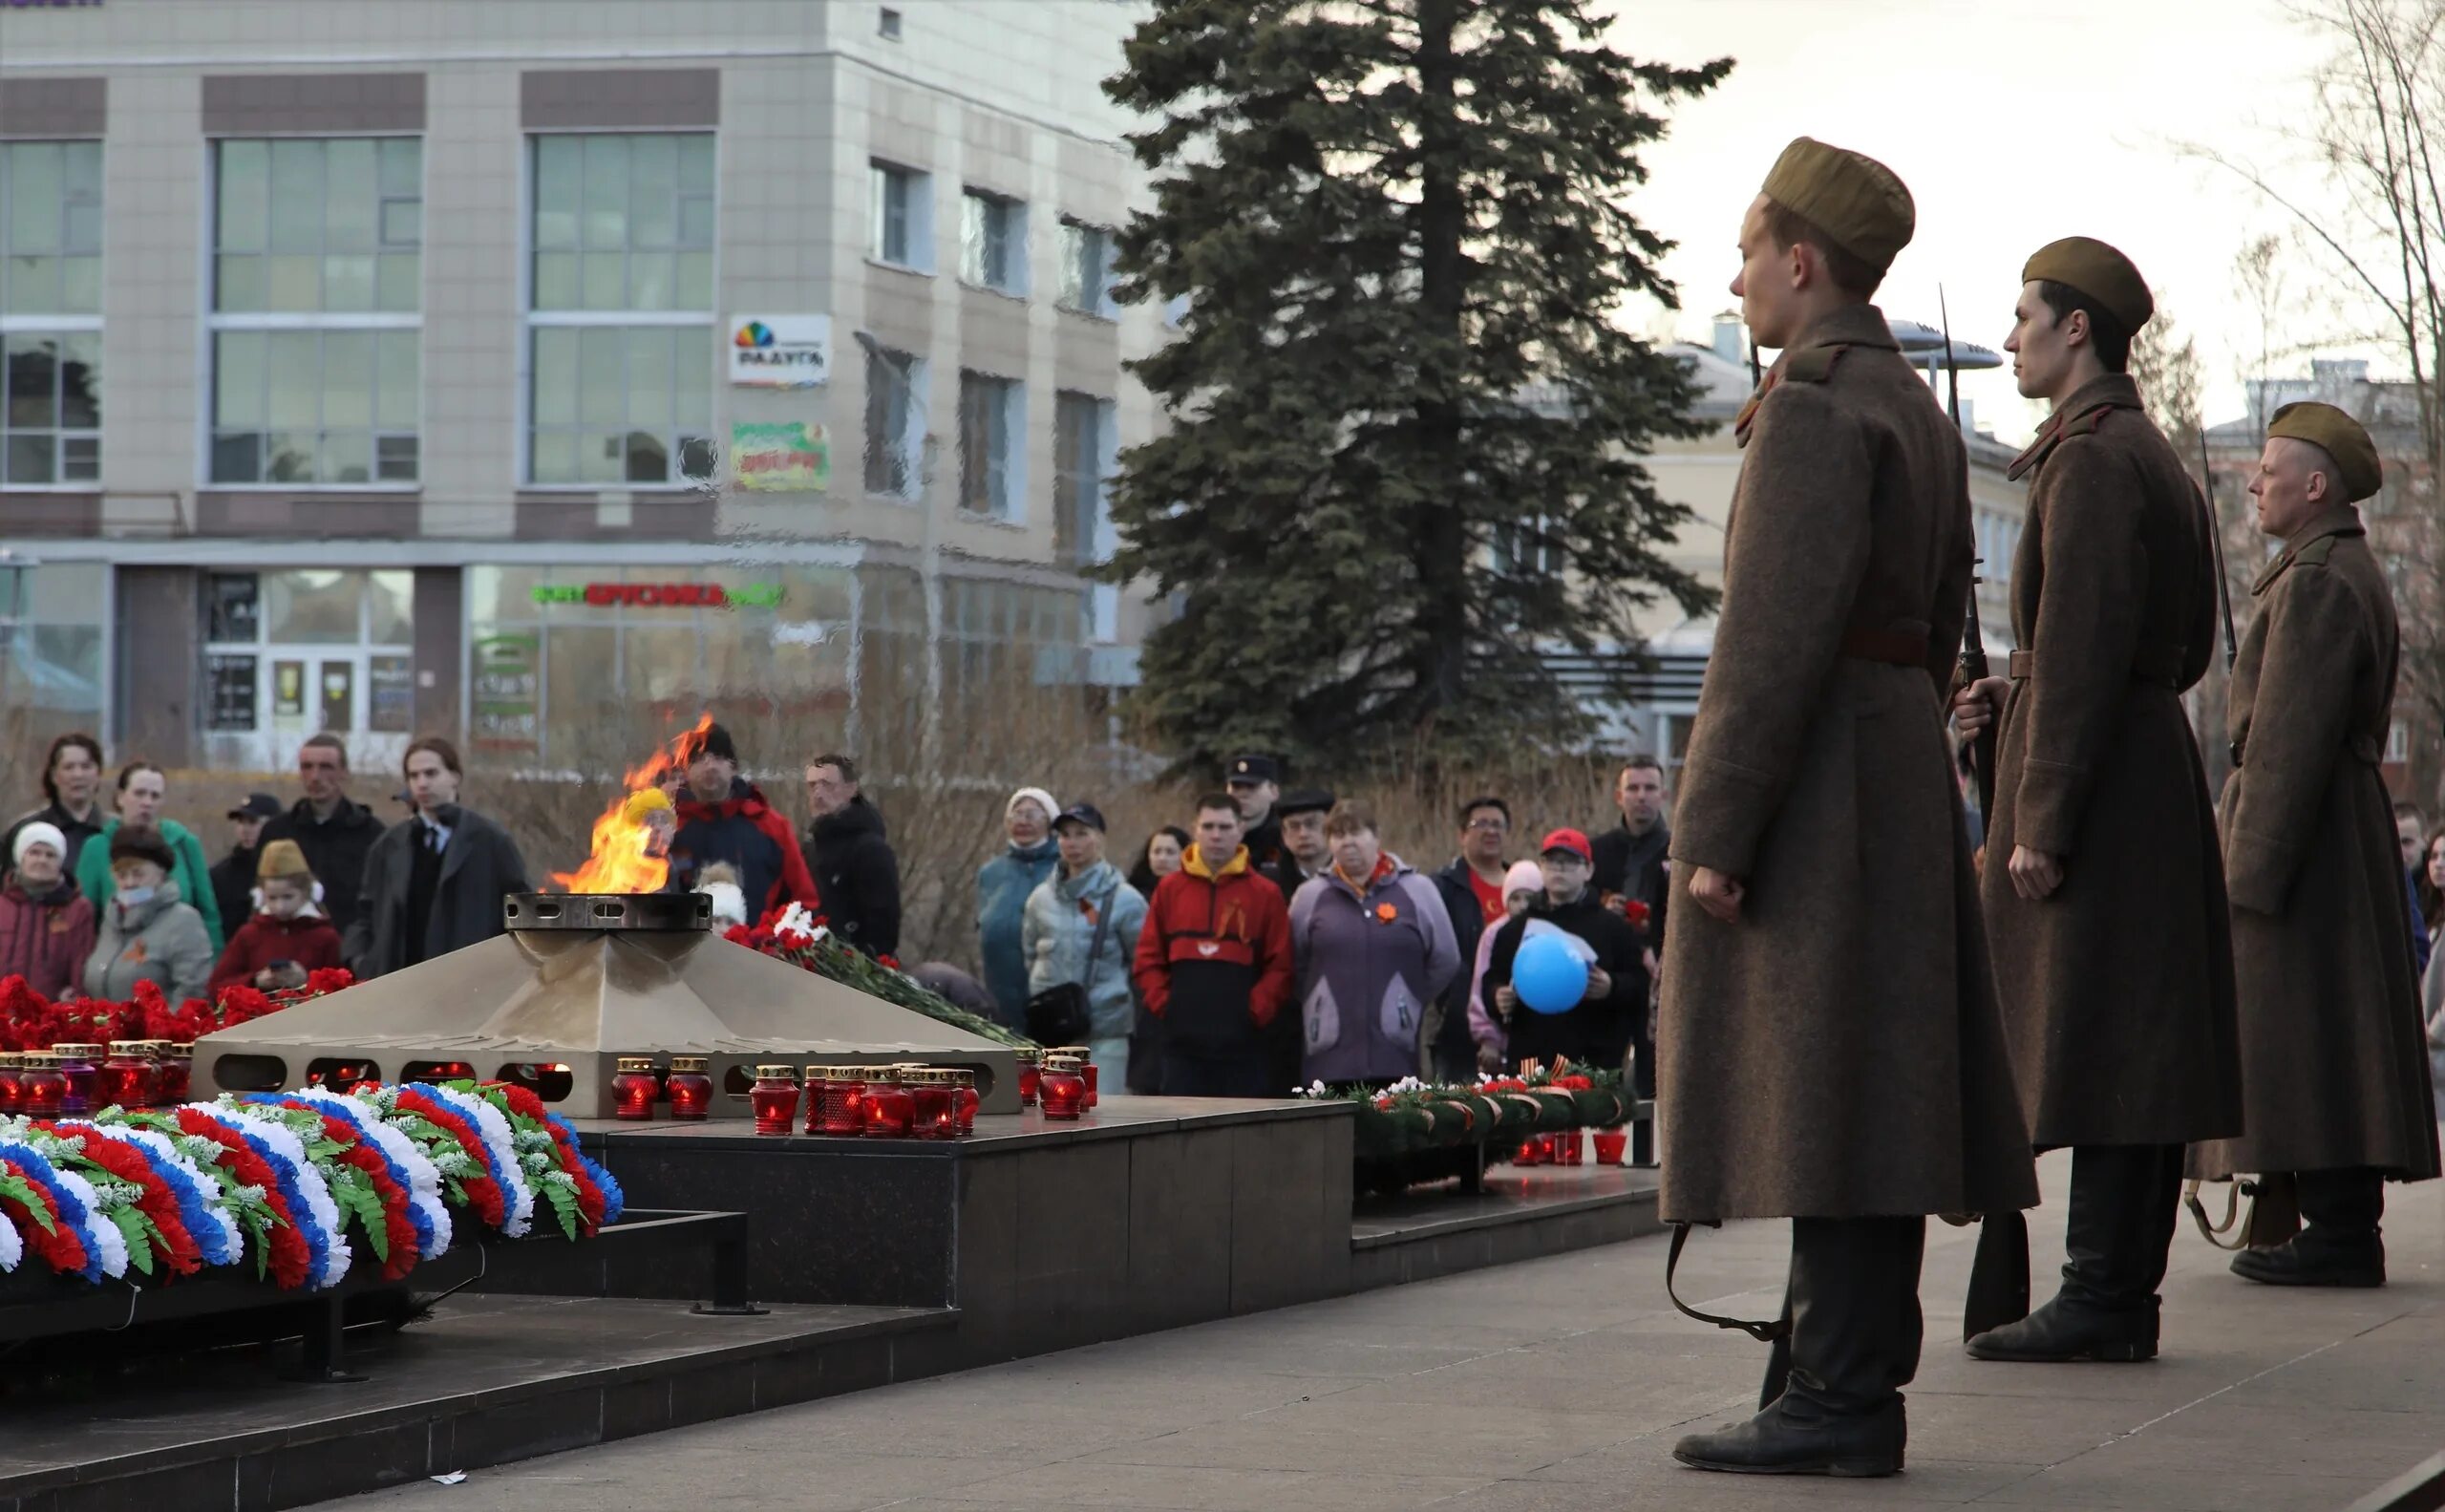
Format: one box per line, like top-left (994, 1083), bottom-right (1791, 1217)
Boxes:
top-left (1103, 0), bottom-right (1731, 772)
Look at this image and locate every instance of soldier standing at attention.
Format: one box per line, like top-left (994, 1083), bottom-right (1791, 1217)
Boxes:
top-left (2188, 402), bottom-right (2440, 1285)
top-left (1659, 138), bottom-right (2037, 1480)
top-left (1952, 240), bottom-right (2243, 1364)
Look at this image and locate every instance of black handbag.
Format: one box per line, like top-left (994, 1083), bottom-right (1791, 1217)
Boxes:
top-left (1025, 884), bottom-right (1116, 1045)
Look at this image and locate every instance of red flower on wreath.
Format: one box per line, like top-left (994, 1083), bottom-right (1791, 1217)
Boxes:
top-left (61, 1124), bottom-right (202, 1277)
top-left (0, 1154), bottom-right (90, 1277)
top-left (394, 1086), bottom-right (505, 1228)
top-left (174, 1108), bottom-right (312, 1289)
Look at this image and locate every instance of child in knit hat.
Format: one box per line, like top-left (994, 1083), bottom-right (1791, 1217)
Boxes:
top-left (209, 839), bottom-right (346, 993)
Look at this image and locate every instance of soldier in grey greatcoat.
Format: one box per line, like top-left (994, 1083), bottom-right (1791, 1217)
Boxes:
top-left (1660, 138), bottom-right (2037, 1480)
top-left (2188, 401), bottom-right (2441, 1286)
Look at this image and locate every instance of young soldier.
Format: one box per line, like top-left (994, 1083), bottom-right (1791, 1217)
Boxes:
top-left (2188, 402), bottom-right (2441, 1284)
top-left (1660, 138), bottom-right (2036, 1479)
top-left (1951, 240), bottom-right (2243, 1363)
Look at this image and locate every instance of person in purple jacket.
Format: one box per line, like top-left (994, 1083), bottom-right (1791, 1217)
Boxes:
top-left (1289, 799), bottom-right (1460, 1087)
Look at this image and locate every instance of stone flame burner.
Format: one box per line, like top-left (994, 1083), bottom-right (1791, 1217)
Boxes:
top-left (196, 892), bottom-right (1020, 1117)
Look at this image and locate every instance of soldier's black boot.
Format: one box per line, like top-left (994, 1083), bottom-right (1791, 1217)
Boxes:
top-left (2231, 1167), bottom-right (2386, 1288)
top-left (1968, 1144), bottom-right (2180, 1362)
top-left (1675, 1216), bottom-right (1921, 1477)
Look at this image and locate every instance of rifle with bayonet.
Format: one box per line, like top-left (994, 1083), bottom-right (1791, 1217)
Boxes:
top-left (1944, 287), bottom-right (2031, 1342)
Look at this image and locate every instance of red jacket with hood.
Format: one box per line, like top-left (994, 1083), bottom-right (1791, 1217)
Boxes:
top-left (1132, 844), bottom-right (1293, 1059)
top-left (670, 777), bottom-right (818, 918)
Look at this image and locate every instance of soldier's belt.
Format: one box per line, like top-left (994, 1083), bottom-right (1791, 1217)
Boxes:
top-left (2005, 643), bottom-right (2186, 688)
top-left (1840, 626), bottom-right (1928, 666)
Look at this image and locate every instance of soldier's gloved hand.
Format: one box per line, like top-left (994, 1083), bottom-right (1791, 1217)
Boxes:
top-left (1952, 676), bottom-right (2010, 738)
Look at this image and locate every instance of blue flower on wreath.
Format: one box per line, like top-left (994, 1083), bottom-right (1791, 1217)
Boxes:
top-left (0, 1138), bottom-right (104, 1284)
top-left (544, 1113), bottom-right (625, 1225)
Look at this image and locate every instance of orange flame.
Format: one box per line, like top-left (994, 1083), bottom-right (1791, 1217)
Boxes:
top-left (549, 713), bottom-right (716, 894)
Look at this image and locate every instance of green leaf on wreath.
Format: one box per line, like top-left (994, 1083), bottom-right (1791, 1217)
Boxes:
top-left (541, 1178), bottom-right (581, 1241)
top-left (0, 1174), bottom-right (55, 1232)
top-left (111, 1207), bottom-right (156, 1276)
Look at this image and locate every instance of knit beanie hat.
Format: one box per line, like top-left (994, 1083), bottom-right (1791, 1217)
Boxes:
top-left (1007, 787), bottom-right (1057, 824)
top-left (1503, 860), bottom-right (1544, 897)
top-left (256, 838), bottom-right (313, 883)
top-left (11, 821), bottom-right (66, 868)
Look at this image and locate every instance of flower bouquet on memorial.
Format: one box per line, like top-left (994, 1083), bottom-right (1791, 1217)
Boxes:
top-left (1299, 1060), bottom-right (1631, 1163)
top-left (0, 1078), bottom-right (622, 1294)
top-left (0, 969), bottom-right (357, 1052)
top-left (723, 903), bottom-right (1034, 1049)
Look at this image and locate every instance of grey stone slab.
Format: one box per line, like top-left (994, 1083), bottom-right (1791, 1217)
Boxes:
top-left (1227, 1118), bottom-right (1326, 1315)
top-left (1010, 1139), bottom-right (1134, 1351)
top-left (1126, 1127), bottom-right (1233, 1334)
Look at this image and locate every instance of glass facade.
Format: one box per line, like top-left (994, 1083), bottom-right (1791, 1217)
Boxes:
top-left (0, 140), bottom-right (103, 316)
top-left (3, 332), bottom-right (100, 485)
top-left (0, 561), bottom-right (107, 746)
top-left (202, 569), bottom-right (416, 771)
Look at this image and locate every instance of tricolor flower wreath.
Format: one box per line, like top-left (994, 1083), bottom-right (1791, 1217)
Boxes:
top-left (1297, 1059), bottom-right (1636, 1162)
top-left (0, 1081), bottom-right (622, 1290)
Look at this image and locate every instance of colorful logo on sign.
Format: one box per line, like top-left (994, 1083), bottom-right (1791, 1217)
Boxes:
top-left (529, 583), bottom-right (787, 610)
top-left (732, 421), bottom-right (830, 493)
top-left (734, 321), bottom-right (775, 349)
top-left (727, 314), bottom-right (830, 388)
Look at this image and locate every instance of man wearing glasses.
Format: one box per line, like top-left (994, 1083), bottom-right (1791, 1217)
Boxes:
top-left (1429, 797), bottom-right (1515, 1081)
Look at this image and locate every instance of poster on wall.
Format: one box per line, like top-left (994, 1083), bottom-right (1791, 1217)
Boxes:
top-left (272, 659), bottom-right (307, 728)
top-left (732, 421), bottom-right (830, 493)
top-left (207, 654), bottom-right (257, 732)
top-left (471, 633), bottom-right (540, 755)
top-left (369, 655), bottom-right (414, 733)
top-left (727, 315), bottom-right (831, 388)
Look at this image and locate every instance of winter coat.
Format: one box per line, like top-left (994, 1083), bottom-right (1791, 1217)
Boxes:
top-left (1482, 892), bottom-right (1642, 1073)
top-left (670, 778), bottom-right (817, 921)
top-left (211, 908), bottom-right (346, 993)
top-left (1292, 856), bottom-right (1460, 1083)
top-left (2, 801), bottom-right (106, 880)
top-left (257, 797), bottom-right (388, 937)
top-left (83, 878), bottom-right (214, 1007)
top-left (0, 875), bottom-right (95, 1000)
top-left (208, 843), bottom-right (259, 942)
top-left (2189, 507), bottom-right (2443, 1182)
top-left (73, 817), bottom-right (226, 952)
top-left (1427, 859), bottom-right (1500, 1073)
top-left (805, 798), bottom-right (902, 957)
top-left (1132, 845), bottom-right (1293, 1062)
top-left (1656, 302), bottom-right (2039, 1225)
top-left (1589, 817), bottom-right (1671, 960)
top-left (345, 805), bottom-right (530, 979)
top-left (977, 837), bottom-right (1059, 1026)
top-left (1984, 373), bottom-right (2243, 1146)
top-left (1022, 860), bottom-right (1149, 1046)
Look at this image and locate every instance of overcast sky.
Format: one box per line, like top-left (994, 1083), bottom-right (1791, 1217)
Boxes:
top-left (1600, 0), bottom-right (2337, 445)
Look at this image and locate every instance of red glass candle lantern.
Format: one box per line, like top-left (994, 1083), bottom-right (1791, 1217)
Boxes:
top-left (1591, 1128), bottom-right (1628, 1165)
top-left (807, 1066), bottom-right (866, 1136)
top-left (750, 1064), bottom-right (800, 1135)
top-left (612, 1056), bottom-right (661, 1120)
top-left (861, 1067), bottom-right (914, 1138)
top-left (1048, 1047), bottom-right (1096, 1108)
top-left (1558, 1129), bottom-right (1585, 1165)
top-left (951, 1070), bottom-right (979, 1136)
top-left (20, 1052), bottom-right (66, 1118)
top-left (901, 1067), bottom-right (953, 1139)
top-left (98, 1042), bottom-right (154, 1111)
top-left (1014, 1048), bottom-right (1040, 1108)
top-left (149, 1041), bottom-right (190, 1105)
top-left (53, 1043), bottom-right (100, 1116)
top-left (666, 1056), bottom-right (714, 1120)
top-left (1516, 1136), bottom-right (1546, 1166)
top-left (0, 1054), bottom-right (20, 1117)
top-left (1039, 1054), bottom-right (1087, 1120)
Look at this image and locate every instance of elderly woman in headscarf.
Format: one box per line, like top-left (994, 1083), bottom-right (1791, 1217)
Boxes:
top-left (976, 785), bottom-right (1060, 1029)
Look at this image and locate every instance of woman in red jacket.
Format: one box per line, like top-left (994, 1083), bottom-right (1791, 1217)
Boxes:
top-left (210, 840), bottom-right (345, 993)
top-left (0, 821), bottom-right (96, 999)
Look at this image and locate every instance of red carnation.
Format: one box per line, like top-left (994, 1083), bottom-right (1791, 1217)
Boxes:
top-left (305, 968), bottom-right (355, 995)
top-left (1625, 899), bottom-right (1652, 929)
top-left (722, 923), bottom-right (752, 945)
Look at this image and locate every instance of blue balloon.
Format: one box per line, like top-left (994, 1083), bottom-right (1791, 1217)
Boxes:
top-left (1514, 932), bottom-right (1589, 1015)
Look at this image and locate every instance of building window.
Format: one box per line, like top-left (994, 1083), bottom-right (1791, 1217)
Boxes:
top-left (862, 341), bottom-right (923, 499)
top-left (960, 189), bottom-right (1025, 294)
top-left (212, 329), bottom-right (417, 484)
top-left (208, 137), bottom-right (421, 486)
top-left (1058, 218), bottom-right (1116, 317)
top-left (200, 568), bottom-right (415, 771)
top-left (958, 370), bottom-right (1020, 520)
top-left (870, 160), bottom-right (931, 271)
top-left (3, 334), bottom-right (99, 484)
top-left (1, 141), bottom-right (103, 489)
top-left (526, 133), bottom-right (717, 486)
top-left (878, 6), bottom-right (902, 38)
top-left (1055, 391), bottom-right (1119, 641)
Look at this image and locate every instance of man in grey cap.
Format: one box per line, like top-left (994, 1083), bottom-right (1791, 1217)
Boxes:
top-left (1660, 136), bottom-right (2035, 1478)
top-left (2188, 400), bottom-right (2440, 1285)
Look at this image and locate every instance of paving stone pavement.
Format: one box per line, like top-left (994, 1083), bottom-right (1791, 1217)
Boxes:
top-left (338, 1150), bottom-right (2445, 1511)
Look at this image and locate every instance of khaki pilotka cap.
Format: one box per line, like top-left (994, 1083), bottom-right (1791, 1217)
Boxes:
top-left (1759, 137), bottom-right (1916, 273)
top-left (2021, 237), bottom-right (2155, 333)
top-left (2266, 400), bottom-right (2383, 501)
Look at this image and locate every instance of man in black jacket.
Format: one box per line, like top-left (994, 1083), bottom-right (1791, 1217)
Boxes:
top-left (347, 736), bottom-right (530, 977)
top-left (803, 754), bottom-right (901, 958)
top-left (1481, 828), bottom-right (1642, 1073)
top-left (257, 734), bottom-right (387, 937)
top-left (1431, 795), bottom-right (1513, 1080)
top-left (209, 792), bottom-right (280, 938)
top-left (1228, 754), bottom-right (1286, 876)
top-left (1587, 756), bottom-right (1669, 1082)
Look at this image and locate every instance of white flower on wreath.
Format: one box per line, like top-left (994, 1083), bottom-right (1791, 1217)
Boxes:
top-left (776, 901), bottom-right (832, 945)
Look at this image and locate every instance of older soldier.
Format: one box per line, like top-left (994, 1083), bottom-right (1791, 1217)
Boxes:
top-left (1952, 240), bottom-right (2242, 1363)
top-left (1661, 138), bottom-right (2037, 1479)
top-left (2188, 402), bottom-right (2441, 1285)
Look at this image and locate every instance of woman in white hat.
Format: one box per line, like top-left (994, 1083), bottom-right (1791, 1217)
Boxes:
top-left (0, 821), bottom-right (96, 999)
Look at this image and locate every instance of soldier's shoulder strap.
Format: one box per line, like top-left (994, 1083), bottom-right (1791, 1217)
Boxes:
top-left (2250, 532), bottom-right (2341, 596)
top-left (1733, 345), bottom-right (1848, 449)
top-left (2005, 402), bottom-right (2115, 483)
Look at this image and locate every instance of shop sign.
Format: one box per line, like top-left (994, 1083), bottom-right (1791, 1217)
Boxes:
top-left (732, 421), bottom-right (829, 492)
top-left (529, 582), bottom-right (786, 609)
top-left (728, 315), bottom-right (830, 388)
top-left (4, 2), bottom-right (104, 9)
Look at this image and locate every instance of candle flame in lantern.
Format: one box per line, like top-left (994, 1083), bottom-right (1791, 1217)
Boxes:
top-left (549, 712), bottom-right (716, 894)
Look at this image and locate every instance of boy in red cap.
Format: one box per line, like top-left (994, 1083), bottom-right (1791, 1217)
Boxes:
top-left (1479, 828), bottom-right (1643, 1073)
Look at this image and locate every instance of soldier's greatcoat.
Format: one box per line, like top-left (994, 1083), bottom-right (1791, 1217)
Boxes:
top-left (1983, 373), bottom-right (2243, 1147)
top-left (2189, 507), bottom-right (2442, 1182)
top-left (1657, 304), bottom-right (2038, 1225)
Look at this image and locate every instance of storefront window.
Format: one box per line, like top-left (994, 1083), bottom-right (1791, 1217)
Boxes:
top-left (202, 569), bottom-right (415, 771)
top-left (264, 569), bottom-right (364, 644)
